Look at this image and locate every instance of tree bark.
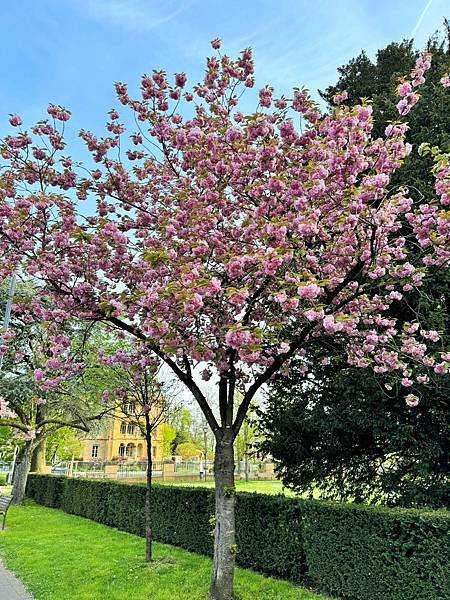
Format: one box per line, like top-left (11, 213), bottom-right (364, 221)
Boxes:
top-left (30, 437), bottom-right (47, 473)
top-left (144, 417), bottom-right (153, 562)
top-left (12, 441), bottom-right (33, 505)
top-left (209, 436), bottom-right (236, 600)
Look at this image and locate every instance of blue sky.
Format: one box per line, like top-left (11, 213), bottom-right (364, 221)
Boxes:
top-left (1, 0), bottom-right (449, 140)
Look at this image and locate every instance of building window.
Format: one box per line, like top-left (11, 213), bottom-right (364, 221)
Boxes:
top-left (120, 423), bottom-right (127, 434)
top-left (118, 444), bottom-right (126, 457)
top-left (126, 443), bottom-right (135, 458)
top-left (91, 445), bottom-right (99, 458)
top-left (127, 424), bottom-right (135, 435)
top-left (152, 446), bottom-right (156, 458)
top-left (123, 402), bottom-right (135, 415)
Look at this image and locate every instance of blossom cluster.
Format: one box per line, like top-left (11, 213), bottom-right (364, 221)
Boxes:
top-left (396, 52), bottom-right (431, 115)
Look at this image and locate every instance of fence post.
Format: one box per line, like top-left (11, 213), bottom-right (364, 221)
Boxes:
top-left (162, 462), bottom-right (175, 481)
top-left (104, 465), bottom-right (119, 479)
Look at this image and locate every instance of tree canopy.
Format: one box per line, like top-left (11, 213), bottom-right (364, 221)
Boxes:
top-left (259, 28), bottom-right (450, 508)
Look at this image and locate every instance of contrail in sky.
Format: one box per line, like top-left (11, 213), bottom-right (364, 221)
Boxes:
top-left (411, 0), bottom-right (434, 38)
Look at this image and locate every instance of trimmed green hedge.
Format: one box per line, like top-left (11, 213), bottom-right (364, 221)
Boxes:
top-left (26, 475), bottom-right (450, 600)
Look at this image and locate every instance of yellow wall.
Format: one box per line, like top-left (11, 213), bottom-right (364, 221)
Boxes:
top-left (82, 413), bottom-right (164, 463)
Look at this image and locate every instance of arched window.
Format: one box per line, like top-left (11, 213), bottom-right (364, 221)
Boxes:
top-left (118, 444), bottom-right (125, 457)
top-left (126, 443), bottom-right (135, 458)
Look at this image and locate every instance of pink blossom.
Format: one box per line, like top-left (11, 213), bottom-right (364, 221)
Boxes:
top-left (298, 283), bottom-right (321, 299)
top-left (34, 369), bottom-right (44, 381)
top-left (322, 315), bottom-right (343, 334)
top-left (397, 82), bottom-right (412, 97)
top-left (332, 90), bottom-right (348, 105)
top-left (9, 114), bottom-right (22, 127)
top-left (405, 394), bottom-right (419, 408)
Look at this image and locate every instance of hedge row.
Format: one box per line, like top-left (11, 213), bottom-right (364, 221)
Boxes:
top-left (26, 475), bottom-right (450, 600)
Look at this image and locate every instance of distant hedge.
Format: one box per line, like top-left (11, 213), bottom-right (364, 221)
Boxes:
top-left (26, 475), bottom-right (450, 600)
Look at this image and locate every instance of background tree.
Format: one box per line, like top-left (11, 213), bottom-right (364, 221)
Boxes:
top-left (259, 26), bottom-right (450, 509)
top-left (176, 440), bottom-right (202, 459)
top-left (160, 423), bottom-right (177, 459)
top-left (259, 353), bottom-right (449, 507)
top-left (235, 404), bottom-right (258, 481)
top-left (0, 284), bottom-right (115, 503)
top-left (169, 407), bottom-right (194, 455)
top-left (1, 44), bottom-right (450, 599)
top-left (46, 427), bottom-right (83, 464)
top-left (0, 426), bottom-right (17, 463)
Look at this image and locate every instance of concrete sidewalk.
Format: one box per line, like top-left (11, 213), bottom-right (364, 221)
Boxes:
top-left (0, 560), bottom-right (33, 599)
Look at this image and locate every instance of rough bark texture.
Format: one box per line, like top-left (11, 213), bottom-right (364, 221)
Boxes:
top-left (12, 442), bottom-right (33, 505)
top-left (30, 437), bottom-right (46, 473)
top-left (210, 437), bottom-right (236, 600)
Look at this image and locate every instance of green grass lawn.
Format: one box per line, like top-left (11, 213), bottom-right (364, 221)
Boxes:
top-left (158, 479), bottom-right (298, 496)
top-left (157, 479), bottom-right (321, 499)
top-left (0, 503), bottom-right (327, 600)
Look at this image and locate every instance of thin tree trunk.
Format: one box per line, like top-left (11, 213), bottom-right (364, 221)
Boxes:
top-left (209, 436), bottom-right (236, 600)
top-left (12, 441), bottom-right (33, 505)
top-left (144, 414), bottom-right (153, 562)
top-left (30, 437), bottom-right (47, 473)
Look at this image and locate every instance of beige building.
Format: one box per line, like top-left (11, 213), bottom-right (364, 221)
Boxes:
top-left (82, 405), bottom-right (164, 463)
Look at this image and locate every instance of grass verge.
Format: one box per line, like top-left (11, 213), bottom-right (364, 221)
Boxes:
top-left (0, 503), bottom-right (327, 600)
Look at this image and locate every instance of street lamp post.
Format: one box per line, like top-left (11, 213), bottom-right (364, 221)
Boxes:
top-left (203, 424), bottom-right (208, 480)
top-left (0, 274), bottom-right (18, 484)
top-left (0, 274), bottom-right (17, 372)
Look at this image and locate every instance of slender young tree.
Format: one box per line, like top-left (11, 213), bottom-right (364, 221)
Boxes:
top-left (96, 345), bottom-right (179, 561)
top-left (1, 44), bottom-right (450, 598)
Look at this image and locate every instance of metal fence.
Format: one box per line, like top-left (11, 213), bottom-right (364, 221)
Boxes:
top-left (49, 459), bottom-right (274, 481)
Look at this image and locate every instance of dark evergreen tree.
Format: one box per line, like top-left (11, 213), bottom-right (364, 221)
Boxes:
top-left (259, 25), bottom-right (450, 508)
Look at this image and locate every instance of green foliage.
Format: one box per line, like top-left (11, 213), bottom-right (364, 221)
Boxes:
top-left (259, 28), bottom-right (450, 509)
top-left (259, 360), bottom-right (450, 508)
top-left (175, 441), bottom-right (201, 459)
top-left (302, 501), bottom-right (450, 600)
top-left (46, 427), bottom-right (83, 462)
top-left (0, 472), bottom-right (7, 485)
top-left (160, 423), bottom-right (177, 458)
top-left (0, 426), bottom-right (18, 462)
top-left (169, 408), bottom-right (194, 454)
top-left (26, 475), bottom-right (450, 600)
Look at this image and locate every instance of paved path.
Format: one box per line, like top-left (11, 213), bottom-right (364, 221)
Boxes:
top-left (0, 560), bottom-right (33, 599)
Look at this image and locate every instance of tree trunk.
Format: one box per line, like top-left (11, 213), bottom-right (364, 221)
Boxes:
top-left (12, 441), bottom-right (33, 505)
top-left (209, 436), bottom-right (236, 600)
top-left (30, 437), bottom-right (47, 473)
top-left (145, 451), bottom-right (153, 562)
top-left (144, 416), bottom-right (153, 562)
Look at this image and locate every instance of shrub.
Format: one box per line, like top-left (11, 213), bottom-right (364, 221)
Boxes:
top-left (26, 475), bottom-right (450, 600)
top-left (0, 472), bottom-right (7, 486)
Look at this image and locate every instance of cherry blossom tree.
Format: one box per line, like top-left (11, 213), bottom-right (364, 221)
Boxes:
top-left (0, 43), bottom-right (449, 598)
